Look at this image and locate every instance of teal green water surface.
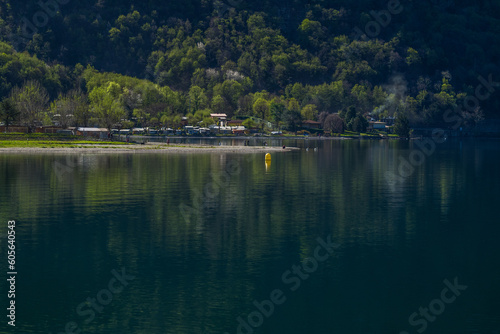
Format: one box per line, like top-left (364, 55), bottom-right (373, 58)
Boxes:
top-left (1, 139), bottom-right (499, 334)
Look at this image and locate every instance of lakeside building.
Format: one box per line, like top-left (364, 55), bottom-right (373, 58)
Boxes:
top-left (227, 119), bottom-right (244, 126)
top-left (208, 124), bottom-right (246, 135)
top-left (210, 113), bottom-right (228, 127)
top-left (368, 121), bottom-right (387, 130)
top-left (76, 127), bottom-right (108, 139)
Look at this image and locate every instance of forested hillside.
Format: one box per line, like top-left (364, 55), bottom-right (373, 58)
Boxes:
top-left (0, 0), bottom-right (499, 131)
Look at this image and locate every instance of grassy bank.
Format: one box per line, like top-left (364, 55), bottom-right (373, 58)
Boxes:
top-left (0, 133), bottom-right (80, 141)
top-left (0, 133), bottom-right (128, 148)
top-left (0, 140), bottom-right (129, 148)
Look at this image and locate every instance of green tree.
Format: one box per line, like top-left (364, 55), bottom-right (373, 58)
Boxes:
top-left (160, 86), bottom-right (184, 115)
top-left (394, 113), bottom-right (411, 138)
top-left (133, 108), bottom-right (150, 127)
top-left (213, 80), bottom-right (244, 116)
top-left (200, 116), bottom-right (215, 127)
top-left (212, 95), bottom-right (226, 114)
top-left (188, 86), bottom-right (208, 113)
top-left (283, 108), bottom-right (303, 134)
top-left (350, 115), bottom-right (369, 133)
top-left (287, 83), bottom-right (308, 104)
top-left (301, 104), bottom-right (318, 121)
top-left (0, 98), bottom-right (19, 132)
top-left (269, 99), bottom-right (285, 131)
top-left (89, 83), bottom-right (126, 131)
top-left (247, 13), bottom-right (266, 33)
top-left (287, 98), bottom-right (301, 113)
top-left (372, 86), bottom-right (387, 107)
top-left (351, 84), bottom-right (371, 114)
top-left (253, 98), bottom-right (270, 123)
top-left (122, 120), bottom-right (135, 129)
top-left (160, 114), bottom-right (173, 128)
top-left (341, 106), bottom-right (357, 130)
top-left (298, 19), bottom-right (323, 48)
top-left (107, 82), bottom-right (123, 99)
top-left (191, 109), bottom-right (211, 125)
top-left (435, 77), bottom-right (456, 107)
top-left (242, 118), bottom-right (257, 129)
top-left (42, 112), bottom-right (53, 126)
top-left (405, 47), bottom-right (421, 66)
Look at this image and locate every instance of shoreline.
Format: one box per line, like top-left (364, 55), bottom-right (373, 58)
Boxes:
top-left (0, 143), bottom-right (301, 154)
top-left (126, 135), bottom-right (353, 140)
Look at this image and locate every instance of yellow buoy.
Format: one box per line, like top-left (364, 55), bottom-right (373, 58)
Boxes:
top-left (265, 153), bottom-right (271, 161)
top-left (265, 160), bottom-right (271, 172)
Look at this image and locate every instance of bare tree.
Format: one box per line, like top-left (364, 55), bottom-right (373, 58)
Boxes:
top-left (461, 106), bottom-right (484, 128)
top-left (324, 114), bottom-right (345, 134)
top-left (10, 81), bottom-right (49, 133)
top-left (50, 95), bottom-right (73, 129)
top-left (318, 111), bottom-right (329, 128)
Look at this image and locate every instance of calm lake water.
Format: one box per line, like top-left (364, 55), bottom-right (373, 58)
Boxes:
top-left (1, 139), bottom-right (500, 334)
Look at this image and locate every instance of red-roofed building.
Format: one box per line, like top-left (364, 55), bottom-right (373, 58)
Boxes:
top-left (302, 120), bottom-right (321, 129)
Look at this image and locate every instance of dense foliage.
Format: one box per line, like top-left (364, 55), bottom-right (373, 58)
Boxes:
top-left (0, 0), bottom-right (499, 130)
